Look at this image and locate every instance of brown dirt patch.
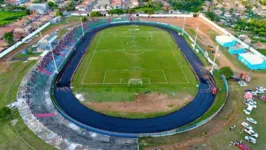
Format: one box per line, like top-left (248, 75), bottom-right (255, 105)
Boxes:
top-left (0, 62), bottom-right (10, 74)
top-left (86, 93), bottom-right (192, 114)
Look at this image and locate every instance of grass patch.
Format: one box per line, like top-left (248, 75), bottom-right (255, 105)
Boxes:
top-left (72, 25), bottom-right (198, 118)
top-left (0, 11), bottom-right (27, 27)
top-left (0, 60), bottom-right (55, 149)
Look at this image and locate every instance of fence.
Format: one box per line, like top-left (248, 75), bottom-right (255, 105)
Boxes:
top-left (48, 18), bottom-right (228, 138)
top-left (0, 22), bottom-right (51, 59)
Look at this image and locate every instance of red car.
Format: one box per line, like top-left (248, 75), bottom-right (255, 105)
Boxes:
top-left (259, 95), bottom-right (266, 102)
top-left (235, 143), bottom-right (249, 150)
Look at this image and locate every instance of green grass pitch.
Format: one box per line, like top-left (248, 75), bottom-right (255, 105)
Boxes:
top-left (73, 25), bottom-right (198, 102)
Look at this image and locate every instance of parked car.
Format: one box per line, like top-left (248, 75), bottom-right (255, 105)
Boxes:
top-left (256, 87), bottom-right (266, 91)
top-left (243, 105), bottom-right (253, 115)
top-left (235, 142), bottom-right (249, 150)
top-left (7, 103), bottom-right (16, 109)
top-left (243, 129), bottom-right (258, 138)
top-left (244, 136), bottom-right (256, 144)
top-left (245, 99), bottom-right (257, 106)
top-left (259, 95), bottom-right (266, 102)
top-left (239, 81), bottom-right (247, 87)
top-left (246, 117), bottom-right (257, 124)
top-left (245, 89), bottom-right (253, 92)
top-left (247, 103), bottom-right (257, 109)
top-left (32, 44), bottom-right (38, 48)
top-left (251, 91), bottom-right (258, 96)
top-left (241, 122), bottom-right (253, 130)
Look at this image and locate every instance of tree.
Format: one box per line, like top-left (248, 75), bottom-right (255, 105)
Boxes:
top-left (81, 16), bottom-right (88, 22)
top-left (0, 107), bottom-right (12, 121)
top-left (90, 11), bottom-right (102, 17)
top-left (47, 1), bottom-right (55, 8)
top-left (219, 66), bottom-right (233, 79)
top-left (3, 32), bottom-right (14, 46)
top-left (25, 9), bottom-right (31, 15)
top-left (125, 8), bottom-right (136, 14)
top-left (55, 10), bottom-right (63, 16)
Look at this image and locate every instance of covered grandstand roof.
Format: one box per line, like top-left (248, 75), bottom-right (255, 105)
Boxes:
top-left (239, 52), bottom-right (265, 65)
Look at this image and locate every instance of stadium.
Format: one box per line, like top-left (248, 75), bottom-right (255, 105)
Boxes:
top-left (16, 17), bottom-right (228, 149)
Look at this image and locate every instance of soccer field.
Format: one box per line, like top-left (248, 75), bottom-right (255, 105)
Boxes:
top-left (73, 25), bottom-right (198, 102)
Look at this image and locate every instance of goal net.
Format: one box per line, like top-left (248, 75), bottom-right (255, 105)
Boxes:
top-left (128, 78), bottom-right (143, 87)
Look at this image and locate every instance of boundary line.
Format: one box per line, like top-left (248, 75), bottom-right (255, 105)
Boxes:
top-left (81, 32), bottom-right (103, 84)
top-left (163, 31), bottom-right (190, 84)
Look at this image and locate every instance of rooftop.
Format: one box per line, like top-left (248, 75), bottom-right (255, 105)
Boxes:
top-left (239, 52), bottom-right (265, 65)
top-left (216, 35), bottom-right (235, 44)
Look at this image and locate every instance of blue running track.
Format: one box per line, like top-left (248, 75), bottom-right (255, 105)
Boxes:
top-left (53, 22), bottom-right (216, 134)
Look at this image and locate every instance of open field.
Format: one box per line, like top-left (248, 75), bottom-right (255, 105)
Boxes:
top-left (0, 60), bottom-right (55, 150)
top-left (0, 11), bottom-right (26, 27)
top-left (72, 25), bottom-right (198, 118)
top-left (140, 17), bottom-right (266, 150)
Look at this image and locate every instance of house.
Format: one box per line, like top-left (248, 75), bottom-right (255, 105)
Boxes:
top-left (28, 3), bottom-right (49, 14)
top-left (131, 0), bottom-right (139, 8)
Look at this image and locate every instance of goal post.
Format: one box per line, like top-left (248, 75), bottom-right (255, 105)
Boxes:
top-left (128, 78), bottom-right (143, 87)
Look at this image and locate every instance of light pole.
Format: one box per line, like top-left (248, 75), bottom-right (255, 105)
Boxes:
top-left (80, 17), bottom-right (85, 37)
top-left (182, 16), bottom-right (186, 36)
top-left (193, 24), bottom-right (199, 51)
top-left (37, 22), bottom-right (43, 39)
top-left (210, 45), bottom-right (219, 74)
top-left (49, 43), bottom-right (58, 74)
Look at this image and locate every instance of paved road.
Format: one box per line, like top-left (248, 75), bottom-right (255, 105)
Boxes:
top-left (53, 23), bottom-right (216, 134)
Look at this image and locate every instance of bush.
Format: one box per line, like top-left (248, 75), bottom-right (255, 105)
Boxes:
top-left (219, 67), bottom-right (233, 79)
top-left (90, 11), bottom-right (102, 17)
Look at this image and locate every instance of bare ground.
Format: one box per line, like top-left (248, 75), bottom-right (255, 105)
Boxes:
top-left (85, 93), bottom-right (192, 114)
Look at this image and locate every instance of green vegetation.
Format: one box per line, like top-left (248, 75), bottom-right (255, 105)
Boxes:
top-left (72, 25), bottom-right (198, 118)
top-left (81, 16), bottom-right (88, 22)
top-left (90, 11), bottom-right (102, 17)
top-left (205, 11), bottom-right (220, 21)
top-left (258, 49), bottom-right (266, 56)
top-left (168, 0), bottom-right (204, 12)
top-left (3, 32), bottom-right (14, 46)
top-left (235, 18), bottom-right (266, 38)
top-left (0, 11), bottom-right (27, 27)
top-left (260, 0), bottom-right (266, 5)
top-left (108, 9), bottom-right (124, 15)
top-left (0, 107), bottom-right (11, 121)
top-left (219, 66), bottom-right (233, 79)
top-left (0, 60), bottom-right (55, 149)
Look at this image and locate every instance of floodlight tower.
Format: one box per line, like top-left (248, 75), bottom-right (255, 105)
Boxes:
top-left (210, 45), bottom-right (219, 74)
top-left (182, 17), bottom-right (186, 36)
top-left (80, 17), bottom-right (85, 37)
top-left (193, 24), bottom-right (199, 51)
top-left (49, 43), bottom-right (58, 74)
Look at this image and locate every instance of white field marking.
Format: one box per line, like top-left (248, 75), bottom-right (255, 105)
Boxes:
top-left (102, 70), bottom-right (107, 83)
top-left (163, 32), bottom-right (190, 84)
top-left (161, 70), bottom-right (168, 84)
top-left (81, 32), bottom-right (103, 84)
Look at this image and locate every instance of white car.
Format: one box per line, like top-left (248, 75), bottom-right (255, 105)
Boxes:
top-left (7, 103), bottom-right (16, 109)
top-left (251, 91), bottom-right (258, 96)
top-left (241, 122), bottom-right (253, 130)
top-left (243, 105), bottom-right (253, 115)
top-left (247, 103), bottom-right (257, 109)
top-left (243, 129), bottom-right (258, 138)
top-left (246, 117), bottom-right (257, 124)
top-left (256, 87), bottom-right (266, 91)
top-left (238, 81), bottom-right (247, 87)
top-left (245, 136), bottom-right (256, 144)
top-left (246, 99), bottom-right (257, 105)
